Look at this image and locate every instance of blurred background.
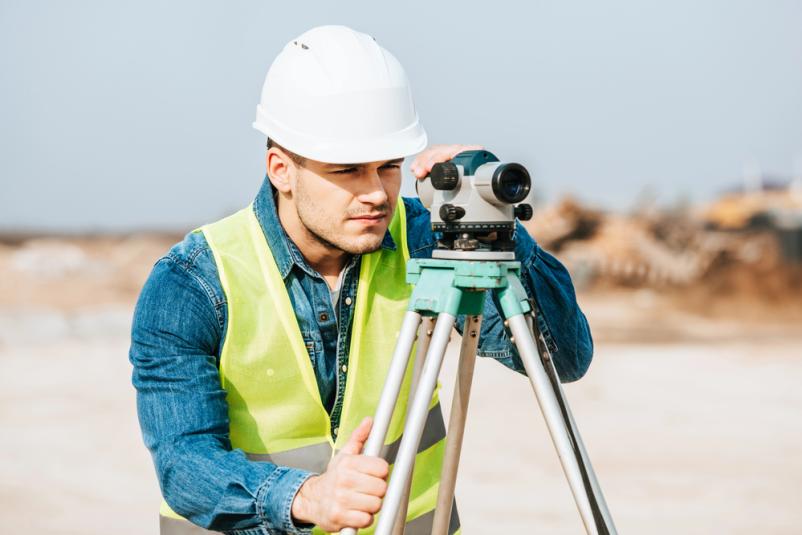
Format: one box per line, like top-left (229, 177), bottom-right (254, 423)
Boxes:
top-left (1, 1), bottom-right (801, 533)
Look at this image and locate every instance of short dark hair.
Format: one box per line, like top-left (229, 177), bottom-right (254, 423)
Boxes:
top-left (267, 138), bottom-right (306, 167)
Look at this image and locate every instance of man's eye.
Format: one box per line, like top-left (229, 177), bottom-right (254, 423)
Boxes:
top-left (332, 164), bottom-right (399, 174)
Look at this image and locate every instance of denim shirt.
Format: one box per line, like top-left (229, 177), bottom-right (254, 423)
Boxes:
top-left (129, 177), bottom-right (593, 534)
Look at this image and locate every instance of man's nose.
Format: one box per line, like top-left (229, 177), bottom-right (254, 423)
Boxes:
top-left (357, 171), bottom-right (389, 206)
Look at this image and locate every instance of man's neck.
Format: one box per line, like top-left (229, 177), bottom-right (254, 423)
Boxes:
top-left (276, 194), bottom-right (350, 289)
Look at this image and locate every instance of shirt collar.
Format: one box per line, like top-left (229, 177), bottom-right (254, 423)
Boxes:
top-left (252, 176), bottom-right (397, 280)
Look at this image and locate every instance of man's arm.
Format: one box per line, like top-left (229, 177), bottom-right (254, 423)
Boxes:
top-left (454, 219), bottom-right (594, 382)
top-left (507, 219), bottom-right (594, 381)
top-left (404, 196), bottom-right (593, 382)
top-left (129, 250), bottom-right (314, 534)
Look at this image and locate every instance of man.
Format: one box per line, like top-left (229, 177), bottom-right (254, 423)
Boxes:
top-left (130, 25), bottom-right (593, 535)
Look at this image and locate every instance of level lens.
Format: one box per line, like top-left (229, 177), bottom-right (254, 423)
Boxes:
top-left (491, 163), bottom-right (531, 203)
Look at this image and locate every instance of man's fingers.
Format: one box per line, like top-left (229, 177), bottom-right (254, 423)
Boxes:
top-left (341, 455), bottom-right (389, 480)
top-left (410, 144), bottom-right (485, 178)
top-left (442, 144), bottom-right (483, 160)
top-left (344, 470), bottom-right (389, 497)
top-left (433, 144), bottom-right (484, 168)
top-left (343, 490), bottom-right (384, 515)
top-left (341, 510), bottom-right (374, 530)
top-left (340, 416), bottom-right (373, 455)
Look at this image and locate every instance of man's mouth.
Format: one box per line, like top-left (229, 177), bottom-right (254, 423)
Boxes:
top-left (349, 213), bottom-right (386, 225)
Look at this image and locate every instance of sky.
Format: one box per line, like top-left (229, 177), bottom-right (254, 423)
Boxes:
top-left (1, 0), bottom-right (801, 232)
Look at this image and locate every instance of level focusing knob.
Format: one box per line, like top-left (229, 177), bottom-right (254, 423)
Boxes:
top-left (514, 204), bottom-right (533, 221)
top-left (430, 162), bottom-right (460, 190)
top-left (439, 204), bottom-right (466, 222)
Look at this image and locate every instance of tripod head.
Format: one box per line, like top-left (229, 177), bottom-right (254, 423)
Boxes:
top-left (416, 150), bottom-right (534, 254)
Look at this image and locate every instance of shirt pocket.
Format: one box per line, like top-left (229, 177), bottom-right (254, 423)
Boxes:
top-left (302, 330), bottom-right (323, 372)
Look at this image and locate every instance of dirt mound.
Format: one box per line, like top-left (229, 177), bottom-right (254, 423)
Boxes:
top-left (523, 193), bottom-right (802, 319)
top-left (0, 234), bottom-right (181, 310)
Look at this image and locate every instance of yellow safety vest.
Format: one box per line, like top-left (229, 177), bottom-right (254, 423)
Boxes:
top-left (159, 200), bottom-right (459, 534)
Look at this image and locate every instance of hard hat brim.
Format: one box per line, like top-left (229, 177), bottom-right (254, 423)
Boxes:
top-left (254, 108), bottom-right (428, 164)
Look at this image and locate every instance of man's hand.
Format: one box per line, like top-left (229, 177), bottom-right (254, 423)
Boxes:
top-left (291, 417), bottom-right (389, 531)
top-left (409, 144), bottom-right (484, 180)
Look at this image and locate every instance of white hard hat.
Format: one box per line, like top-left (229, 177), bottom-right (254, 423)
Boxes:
top-left (253, 25), bottom-right (427, 164)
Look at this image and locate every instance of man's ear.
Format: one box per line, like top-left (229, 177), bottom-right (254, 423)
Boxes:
top-left (266, 148), bottom-right (294, 193)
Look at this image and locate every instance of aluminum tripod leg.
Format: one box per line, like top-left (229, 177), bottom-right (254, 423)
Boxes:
top-left (391, 316), bottom-right (435, 535)
top-left (535, 319), bottom-right (616, 531)
top-left (339, 311), bottom-right (422, 535)
top-left (344, 256), bottom-right (615, 534)
top-left (506, 313), bottom-right (617, 535)
top-left (431, 315), bottom-right (482, 535)
top-left (374, 312), bottom-right (457, 535)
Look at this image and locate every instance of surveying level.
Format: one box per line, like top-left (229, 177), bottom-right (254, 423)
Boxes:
top-left (341, 151), bottom-right (616, 535)
top-left (416, 149), bottom-right (534, 254)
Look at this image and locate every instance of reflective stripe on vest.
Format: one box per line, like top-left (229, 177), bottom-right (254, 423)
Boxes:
top-left (160, 200), bottom-right (457, 534)
top-left (160, 503), bottom-right (460, 535)
top-left (244, 402), bottom-right (447, 472)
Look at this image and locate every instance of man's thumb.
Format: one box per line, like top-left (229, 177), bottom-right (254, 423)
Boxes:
top-left (341, 417), bottom-right (373, 455)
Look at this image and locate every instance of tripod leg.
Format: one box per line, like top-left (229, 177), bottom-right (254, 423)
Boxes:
top-left (431, 314), bottom-right (482, 535)
top-left (392, 316), bottom-right (435, 535)
top-left (340, 311), bottom-right (422, 535)
top-left (535, 319), bottom-right (616, 531)
top-left (506, 314), bottom-right (616, 535)
top-left (362, 311), bottom-right (423, 456)
top-left (375, 312), bottom-right (457, 535)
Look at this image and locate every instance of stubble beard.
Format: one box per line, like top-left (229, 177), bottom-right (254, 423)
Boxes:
top-left (295, 177), bottom-right (391, 255)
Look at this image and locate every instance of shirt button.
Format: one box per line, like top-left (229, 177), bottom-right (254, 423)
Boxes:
top-left (333, 427), bottom-right (339, 436)
top-left (344, 297), bottom-right (352, 306)
top-left (341, 364), bottom-right (348, 373)
top-left (319, 313), bottom-right (329, 321)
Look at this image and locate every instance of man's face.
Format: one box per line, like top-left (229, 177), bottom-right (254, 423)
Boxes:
top-left (289, 156), bottom-right (404, 255)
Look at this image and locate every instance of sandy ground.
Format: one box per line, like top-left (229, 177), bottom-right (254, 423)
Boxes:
top-left (1, 293), bottom-right (800, 534)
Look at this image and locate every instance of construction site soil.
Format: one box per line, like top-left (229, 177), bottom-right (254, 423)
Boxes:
top-left (1, 227), bottom-right (800, 533)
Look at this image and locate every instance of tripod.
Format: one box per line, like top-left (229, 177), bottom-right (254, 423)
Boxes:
top-left (343, 251), bottom-right (617, 535)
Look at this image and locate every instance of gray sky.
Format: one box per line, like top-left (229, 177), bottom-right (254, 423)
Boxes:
top-left (2, 0), bottom-right (801, 232)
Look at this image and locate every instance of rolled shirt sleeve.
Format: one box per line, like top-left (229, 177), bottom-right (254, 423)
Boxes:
top-left (464, 223), bottom-right (594, 382)
top-left (512, 220), bottom-right (594, 382)
top-left (129, 253), bottom-right (314, 534)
